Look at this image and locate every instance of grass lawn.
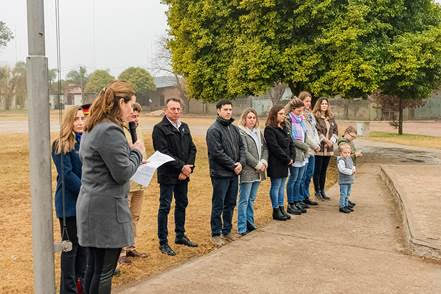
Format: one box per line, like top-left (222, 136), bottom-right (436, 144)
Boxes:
top-left (367, 131), bottom-right (441, 149)
top-left (0, 126), bottom-right (337, 292)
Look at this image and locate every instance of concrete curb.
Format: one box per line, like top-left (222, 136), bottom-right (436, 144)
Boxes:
top-left (380, 165), bottom-right (441, 261)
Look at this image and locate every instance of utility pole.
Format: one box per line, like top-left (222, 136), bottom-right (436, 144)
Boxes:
top-left (26, 0), bottom-right (56, 293)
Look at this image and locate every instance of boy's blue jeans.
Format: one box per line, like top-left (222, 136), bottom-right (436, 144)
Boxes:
top-left (339, 184), bottom-right (352, 208)
top-left (237, 181), bottom-right (260, 234)
top-left (270, 177), bottom-right (286, 208)
top-left (287, 165), bottom-right (306, 203)
top-left (300, 155), bottom-right (315, 200)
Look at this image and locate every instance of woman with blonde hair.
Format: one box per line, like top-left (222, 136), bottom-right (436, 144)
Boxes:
top-left (237, 108), bottom-right (268, 235)
top-left (52, 106), bottom-right (86, 293)
top-left (77, 80), bottom-right (144, 293)
top-left (312, 97), bottom-right (338, 200)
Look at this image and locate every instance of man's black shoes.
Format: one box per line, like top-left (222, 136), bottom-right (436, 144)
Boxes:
top-left (159, 243), bottom-right (176, 256)
top-left (304, 198), bottom-right (318, 206)
top-left (175, 235), bottom-right (198, 247)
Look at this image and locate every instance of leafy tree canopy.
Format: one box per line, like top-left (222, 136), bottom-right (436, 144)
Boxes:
top-left (164, 0), bottom-right (441, 102)
top-left (118, 67), bottom-right (156, 95)
top-left (0, 21), bottom-right (13, 48)
top-left (84, 70), bottom-right (114, 94)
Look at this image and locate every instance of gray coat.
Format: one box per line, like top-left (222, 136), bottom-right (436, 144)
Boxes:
top-left (77, 120), bottom-right (143, 248)
top-left (239, 126), bottom-right (268, 183)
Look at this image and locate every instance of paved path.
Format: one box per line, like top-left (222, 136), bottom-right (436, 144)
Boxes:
top-left (119, 161), bottom-right (441, 294)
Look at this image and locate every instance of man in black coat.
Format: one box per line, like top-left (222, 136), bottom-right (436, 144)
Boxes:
top-left (152, 98), bottom-right (198, 256)
top-left (206, 100), bottom-right (246, 246)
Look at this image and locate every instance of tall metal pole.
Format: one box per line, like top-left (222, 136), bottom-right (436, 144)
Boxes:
top-left (26, 0), bottom-right (56, 293)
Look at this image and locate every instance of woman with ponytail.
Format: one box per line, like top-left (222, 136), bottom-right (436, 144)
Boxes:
top-left (52, 106), bottom-right (86, 293)
top-left (76, 80), bottom-right (144, 293)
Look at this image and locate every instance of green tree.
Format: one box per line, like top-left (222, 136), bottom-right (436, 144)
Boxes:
top-left (0, 21), bottom-right (13, 48)
top-left (118, 67), bottom-right (155, 100)
top-left (0, 62), bottom-right (27, 109)
top-left (377, 25), bottom-right (441, 134)
top-left (84, 70), bottom-right (114, 95)
top-left (66, 66), bottom-right (89, 95)
top-left (12, 62), bottom-right (27, 108)
top-left (164, 0), bottom-right (441, 124)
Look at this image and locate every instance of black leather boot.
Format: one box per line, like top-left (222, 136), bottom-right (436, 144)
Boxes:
top-left (272, 208), bottom-right (287, 221)
top-left (315, 191), bottom-right (325, 201)
top-left (295, 202), bottom-right (307, 213)
top-left (321, 190), bottom-right (330, 200)
top-left (287, 203), bottom-right (302, 215)
top-left (279, 206), bottom-right (291, 220)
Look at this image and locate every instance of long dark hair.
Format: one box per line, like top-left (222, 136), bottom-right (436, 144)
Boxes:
top-left (266, 105), bottom-right (285, 127)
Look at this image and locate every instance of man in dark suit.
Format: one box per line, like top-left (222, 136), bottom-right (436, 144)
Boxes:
top-left (152, 97), bottom-right (198, 256)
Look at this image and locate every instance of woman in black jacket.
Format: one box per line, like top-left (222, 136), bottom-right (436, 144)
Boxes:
top-left (264, 105), bottom-right (295, 221)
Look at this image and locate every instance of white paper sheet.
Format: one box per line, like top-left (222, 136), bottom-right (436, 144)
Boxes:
top-left (131, 151), bottom-right (175, 187)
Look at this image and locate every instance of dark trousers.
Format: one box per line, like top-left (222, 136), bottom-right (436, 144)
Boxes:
top-left (158, 182), bottom-right (189, 245)
top-left (84, 247), bottom-right (121, 294)
top-left (313, 155), bottom-right (331, 194)
top-left (58, 217), bottom-right (87, 294)
top-left (210, 176), bottom-right (239, 236)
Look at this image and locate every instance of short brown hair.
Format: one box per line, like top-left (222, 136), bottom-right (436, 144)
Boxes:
top-left (285, 97), bottom-right (304, 113)
top-left (132, 102), bottom-right (142, 113)
top-left (339, 143), bottom-right (351, 152)
top-left (240, 108), bottom-right (259, 128)
top-left (344, 125), bottom-right (357, 135)
top-left (266, 105), bottom-right (285, 127)
top-left (165, 97), bottom-right (183, 107)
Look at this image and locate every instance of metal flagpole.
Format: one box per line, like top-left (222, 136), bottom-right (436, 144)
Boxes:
top-left (26, 0), bottom-right (56, 293)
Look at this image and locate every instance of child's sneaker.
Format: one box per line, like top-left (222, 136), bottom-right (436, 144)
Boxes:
top-left (339, 207), bottom-right (351, 213)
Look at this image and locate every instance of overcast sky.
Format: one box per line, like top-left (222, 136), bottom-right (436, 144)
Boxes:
top-left (0, 0), bottom-right (168, 78)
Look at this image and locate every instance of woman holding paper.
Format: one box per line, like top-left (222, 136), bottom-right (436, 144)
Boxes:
top-left (76, 80), bottom-right (144, 293)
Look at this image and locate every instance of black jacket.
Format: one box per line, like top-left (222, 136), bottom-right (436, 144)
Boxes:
top-left (264, 125), bottom-right (295, 178)
top-left (152, 116), bottom-right (197, 184)
top-left (206, 117), bottom-right (246, 178)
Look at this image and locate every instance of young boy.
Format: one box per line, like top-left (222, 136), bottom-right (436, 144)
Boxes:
top-left (337, 126), bottom-right (362, 165)
top-left (337, 143), bottom-right (356, 213)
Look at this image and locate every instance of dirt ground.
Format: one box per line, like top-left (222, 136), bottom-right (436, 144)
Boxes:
top-left (0, 115), bottom-right (337, 293)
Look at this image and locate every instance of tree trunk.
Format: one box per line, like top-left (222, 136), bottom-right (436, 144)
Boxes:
top-left (398, 97), bottom-right (403, 135)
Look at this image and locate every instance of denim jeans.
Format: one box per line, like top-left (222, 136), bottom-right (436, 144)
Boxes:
top-left (300, 155), bottom-right (315, 200)
top-left (210, 176), bottom-right (239, 236)
top-left (287, 165), bottom-right (307, 203)
top-left (237, 181), bottom-right (260, 234)
top-left (339, 184), bottom-right (352, 208)
top-left (158, 182), bottom-right (189, 245)
top-left (269, 177), bottom-right (287, 208)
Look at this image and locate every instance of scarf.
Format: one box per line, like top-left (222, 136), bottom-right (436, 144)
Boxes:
top-left (289, 113), bottom-right (306, 142)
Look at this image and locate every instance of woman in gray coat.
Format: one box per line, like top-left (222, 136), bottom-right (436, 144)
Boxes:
top-left (237, 108), bottom-right (268, 235)
top-left (77, 80), bottom-right (144, 293)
